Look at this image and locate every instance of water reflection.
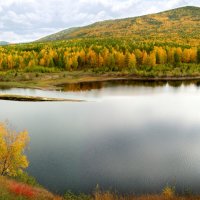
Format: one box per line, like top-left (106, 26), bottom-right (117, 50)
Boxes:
top-left (59, 80), bottom-right (200, 92)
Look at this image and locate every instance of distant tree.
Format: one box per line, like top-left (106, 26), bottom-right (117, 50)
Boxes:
top-left (167, 48), bottom-right (175, 64)
top-left (72, 57), bottom-right (78, 70)
top-left (107, 54), bottom-right (115, 70)
top-left (48, 58), bottom-right (55, 68)
top-left (57, 54), bottom-right (65, 68)
top-left (142, 51), bottom-right (148, 65)
top-left (7, 55), bottom-right (14, 69)
top-left (65, 57), bottom-right (72, 71)
top-left (0, 122), bottom-right (29, 177)
top-left (115, 52), bottom-right (124, 69)
top-left (197, 49), bottom-right (200, 64)
top-left (149, 52), bottom-right (156, 67)
top-left (28, 60), bottom-right (36, 68)
top-left (88, 49), bottom-right (97, 68)
top-left (155, 47), bottom-right (167, 64)
top-left (182, 49), bottom-right (191, 63)
top-left (190, 48), bottom-right (197, 63)
top-left (124, 52), bottom-right (130, 68)
top-left (174, 51), bottom-right (181, 66)
top-left (39, 58), bottom-right (46, 66)
top-left (128, 53), bottom-right (136, 69)
top-left (134, 49), bottom-right (143, 65)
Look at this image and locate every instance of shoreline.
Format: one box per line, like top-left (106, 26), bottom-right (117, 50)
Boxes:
top-left (1, 71), bottom-right (200, 91)
top-left (0, 94), bottom-right (84, 102)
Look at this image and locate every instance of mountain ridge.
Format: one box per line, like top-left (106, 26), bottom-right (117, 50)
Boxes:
top-left (38, 6), bottom-right (200, 45)
top-left (0, 41), bottom-right (9, 46)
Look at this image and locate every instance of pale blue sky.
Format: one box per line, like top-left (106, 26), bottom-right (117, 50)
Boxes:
top-left (0, 0), bottom-right (199, 43)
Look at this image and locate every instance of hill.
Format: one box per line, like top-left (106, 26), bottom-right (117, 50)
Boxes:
top-left (38, 6), bottom-right (200, 45)
top-left (0, 41), bottom-right (9, 46)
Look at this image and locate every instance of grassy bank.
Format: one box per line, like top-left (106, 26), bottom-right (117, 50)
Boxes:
top-left (1, 66), bottom-right (200, 90)
top-left (0, 176), bottom-right (62, 200)
top-left (1, 176), bottom-right (200, 200)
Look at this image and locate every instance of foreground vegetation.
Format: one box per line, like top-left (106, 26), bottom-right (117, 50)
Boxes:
top-left (0, 176), bottom-right (61, 200)
top-left (1, 178), bottom-right (200, 200)
top-left (1, 122), bottom-right (200, 200)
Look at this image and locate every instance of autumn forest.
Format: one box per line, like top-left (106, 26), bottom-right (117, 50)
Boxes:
top-left (0, 39), bottom-right (200, 77)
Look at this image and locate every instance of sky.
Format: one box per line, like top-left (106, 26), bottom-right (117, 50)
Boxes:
top-left (0, 0), bottom-right (199, 43)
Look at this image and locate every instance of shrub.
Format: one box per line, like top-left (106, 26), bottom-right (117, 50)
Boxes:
top-left (0, 122), bottom-right (29, 177)
top-left (64, 191), bottom-right (92, 200)
top-left (12, 171), bottom-right (40, 187)
top-left (8, 182), bottom-right (35, 198)
top-left (162, 185), bottom-right (175, 198)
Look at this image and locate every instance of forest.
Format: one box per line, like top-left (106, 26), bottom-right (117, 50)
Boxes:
top-left (0, 39), bottom-right (200, 77)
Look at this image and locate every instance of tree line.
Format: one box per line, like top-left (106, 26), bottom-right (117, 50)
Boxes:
top-left (0, 40), bottom-right (200, 72)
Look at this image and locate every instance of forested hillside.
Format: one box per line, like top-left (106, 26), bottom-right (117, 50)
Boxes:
top-left (38, 6), bottom-right (200, 46)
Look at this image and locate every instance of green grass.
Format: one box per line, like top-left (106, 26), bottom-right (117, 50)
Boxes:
top-left (24, 66), bottom-right (61, 73)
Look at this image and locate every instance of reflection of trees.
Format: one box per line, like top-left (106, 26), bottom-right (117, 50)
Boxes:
top-left (168, 80), bottom-right (200, 88)
top-left (60, 82), bottom-right (104, 92)
top-left (195, 81), bottom-right (200, 87)
top-left (0, 86), bottom-right (12, 90)
top-left (60, 80), bottom-right (168, 92)
top-left (59, 79), bottom-right (200, 92)
top-left (168, 81), bottom-right (183, 87)
top-left (109, 80), bottom-right (168, 87)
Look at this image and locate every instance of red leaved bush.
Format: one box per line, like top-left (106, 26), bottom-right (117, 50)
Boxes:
top-left (8, 182), bottom-right (36, 198)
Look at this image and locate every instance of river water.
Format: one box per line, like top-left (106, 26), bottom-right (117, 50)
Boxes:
top-left (1, 80), bottom-right (200, 194)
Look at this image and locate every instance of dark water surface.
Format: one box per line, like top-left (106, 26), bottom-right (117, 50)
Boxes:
top-left (1, 80), bottom-right (200, 194)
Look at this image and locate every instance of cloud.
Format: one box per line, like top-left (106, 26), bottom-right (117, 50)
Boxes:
top-left (0, 0), bottom-right (199, 43)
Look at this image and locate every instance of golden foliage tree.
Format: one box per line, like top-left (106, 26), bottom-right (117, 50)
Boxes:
top-left (0, 122), bottom-right (29, 176)
top-left (128, 53), bottom-right (136, 69)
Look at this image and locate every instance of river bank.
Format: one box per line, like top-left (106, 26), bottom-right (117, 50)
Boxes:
top-left (1, 70), bottom-right (200, 91)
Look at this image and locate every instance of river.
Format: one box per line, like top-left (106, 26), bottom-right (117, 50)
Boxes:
top-left (1, 80), bottom-right (200, 194)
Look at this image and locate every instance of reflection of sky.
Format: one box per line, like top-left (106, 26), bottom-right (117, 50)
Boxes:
top-left (1, 84), bottom-right (200, 194)
top-left (1, 83), bottom-right (200, 101)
